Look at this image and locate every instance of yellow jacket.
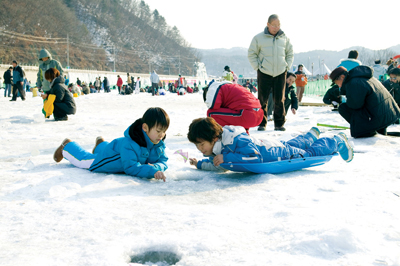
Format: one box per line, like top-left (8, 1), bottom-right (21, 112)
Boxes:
top-left (43, 94), bottom-right (56, 118)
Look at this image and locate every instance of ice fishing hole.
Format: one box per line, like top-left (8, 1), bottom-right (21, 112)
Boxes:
top-left (130, 251), bottom-right (180, 265)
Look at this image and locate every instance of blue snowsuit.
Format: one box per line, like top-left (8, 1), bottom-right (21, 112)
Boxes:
top-left (196, 126), bottom-right (339, 171)
top-left (62, 119), bottom-right (168, 178)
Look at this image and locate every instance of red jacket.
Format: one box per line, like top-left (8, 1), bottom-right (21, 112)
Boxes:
top-left (117, 77), bottom-right (123, 87)
top-left (205, 82), bottom-right (261, 111)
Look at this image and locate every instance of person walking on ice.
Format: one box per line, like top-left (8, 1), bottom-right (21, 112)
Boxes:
top-left (187, 117), bottom-right (353, 171)
top-left (53, 107), bottom-right (170, 181)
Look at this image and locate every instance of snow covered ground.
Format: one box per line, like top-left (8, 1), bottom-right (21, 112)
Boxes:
top-left (1, 90), bottom-right (400, 266)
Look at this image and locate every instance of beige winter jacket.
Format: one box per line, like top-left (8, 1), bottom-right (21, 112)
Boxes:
top-left (248, 28), bottom-right (294, 77)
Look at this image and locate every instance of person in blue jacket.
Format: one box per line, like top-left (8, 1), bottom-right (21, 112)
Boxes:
top-left (53, 107), bottom-right (170, 181)
top-left (337, 50), bottom-right (362, 71)
top-left (187, 117), bottom-right (353, 171)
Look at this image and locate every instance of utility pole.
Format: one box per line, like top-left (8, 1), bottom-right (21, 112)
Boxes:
top-left (178, 52), bottom-right (181, 75)
top-left (113, 45), bottom-right (116, 72)
top-left (67, 34), bottom-right (69, 69)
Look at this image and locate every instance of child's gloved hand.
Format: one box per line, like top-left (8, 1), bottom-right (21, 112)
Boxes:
top-left (213, 154), bottom-right (224, 166)
top-left (189, 158), bottom-right (197, 166)
top-left (154, 171), bottom-right (166, 182)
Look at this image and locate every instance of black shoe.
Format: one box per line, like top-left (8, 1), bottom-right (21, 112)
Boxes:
top-left (274, 126), bottom-right (286, 131)
top-left (9, 99), bottom-right (16, 101)
top-left (55, 116), bottom-right (68, 121)
top-left (395, 119), bottom-right (400, 125)
top-left (258, 126), bottom-right (266, 131)
top-left (377, 128), bottom-right (387, 135)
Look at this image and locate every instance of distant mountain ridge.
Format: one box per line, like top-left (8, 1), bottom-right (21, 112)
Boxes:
top-left (198, 45), bottom-right (400, 78)
top-left (0, 0), bottom-right (199, 75)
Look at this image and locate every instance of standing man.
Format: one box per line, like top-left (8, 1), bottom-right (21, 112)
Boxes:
top-left (248, 14), bottom-right (294, 131)
top-left (150, 70), bottom-right (160, 96)
top-left (10, 60), bottom-right (26, 101)
top-left (37, 49), bottom-right (63, 95)
top-left (3, 66), bottom-right (12, 97)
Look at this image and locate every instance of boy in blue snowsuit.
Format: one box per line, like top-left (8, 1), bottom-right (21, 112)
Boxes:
top-left (53, 107), bottom-right (169, 181)
top-left (187, 117), bottom-right (353, 171)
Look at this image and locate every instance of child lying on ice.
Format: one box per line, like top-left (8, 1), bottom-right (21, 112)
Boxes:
top-left (53, 107), bottom-right (169, 181)
top-left (187, 117), bottom-right (353, 171)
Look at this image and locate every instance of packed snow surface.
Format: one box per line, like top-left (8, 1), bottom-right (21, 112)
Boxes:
top-left (1, 90), bottom-right (400, 266)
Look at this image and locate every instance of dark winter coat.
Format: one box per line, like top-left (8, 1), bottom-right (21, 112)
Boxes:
top-left (382, 79), bottom-right (400, 107)
top-left (339, 66), bottom-right (400, 137)
top-left (323, 85), bottom-right (342, 105)
top-left (284, 83), bottom-right (298, 112)
top-left (13, 65), bottom-right (24, 84)
top-left (3, 69), bottom-right (12, 84)
top-left (103, 77), bottom-right (109, 87)
top-left (48, 76), bottom-right (77, 117)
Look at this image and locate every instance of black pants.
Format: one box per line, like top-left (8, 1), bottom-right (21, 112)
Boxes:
top-left (257, 70), bottom-right (286, 127)
top-left (339, 103), bottom-right (386, 138)
top-left (12, 82), bottom-right (26, 101)
top-left (151, 83), bottom-right (158, 96)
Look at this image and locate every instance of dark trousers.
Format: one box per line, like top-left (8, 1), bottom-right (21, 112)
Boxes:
top-left (117, 86), bottom-right (121, 94)
top-left (257, 70), bottom-right (286, 127)
top-left (151, 83), bottom-right (158, 96)
top-left (339, 103), bottom-right (386, 138)
top-left (12, 82), bottom-right (26, 100)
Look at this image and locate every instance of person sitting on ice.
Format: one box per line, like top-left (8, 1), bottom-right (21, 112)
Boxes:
top-left (202, 80), bottom-right (263, 134)
top-left (331, 66), bottom-right (400, 138)
top-left (337, 50), bottom-right (362, 71)
top-left (43, 68), bottom-right (76, 121)
top-left (187, 117), bottom-right (353, 171)
top-left (53, 107), bottom-right (169, 181)
top-left (186, 86), bottom-right (194, 93)
top-left (159, 87), bottom-right (167, 95)
top-left (178, 87), bottom-right (186, 95)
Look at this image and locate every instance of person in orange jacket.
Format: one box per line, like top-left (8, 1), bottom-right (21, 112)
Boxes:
top-left (295, 64), bottom-right (308, 102)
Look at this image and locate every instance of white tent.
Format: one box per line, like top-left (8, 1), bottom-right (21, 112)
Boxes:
top-left (291, 65), bottom-right (312, 75)
top-left (311, 63), bottom-right (332, 76)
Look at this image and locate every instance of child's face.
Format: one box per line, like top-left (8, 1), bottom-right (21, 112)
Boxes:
top-left (286, 76), bottom-right (295, 87)
top-left (195, 138), bottom-right (217, 156)
top-left (143, 123), bottom-right (167, 144)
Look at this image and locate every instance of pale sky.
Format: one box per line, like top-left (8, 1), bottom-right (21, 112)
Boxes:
top-left (144, 0), bottom-right (400, 53)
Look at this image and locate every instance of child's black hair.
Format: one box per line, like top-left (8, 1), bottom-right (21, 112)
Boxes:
top-left (287, 72), bottom-right (297, 79)
top-left (142, 107), bottom-right (170, 130)
top-left (187, 117), bottom-right (222, 143)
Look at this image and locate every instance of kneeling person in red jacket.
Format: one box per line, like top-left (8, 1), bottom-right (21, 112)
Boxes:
top-left (203, 80), bottom-right (263, 134)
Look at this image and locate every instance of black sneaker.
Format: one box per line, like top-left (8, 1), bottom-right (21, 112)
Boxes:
top-left (9, 99), bottom-right (16, 101)
top-left (55, 116), bottom-right (68, 121)
top-left (274, 126), bottom-right (286, 131)
top-left (258, 126), bottom-right (266, 131)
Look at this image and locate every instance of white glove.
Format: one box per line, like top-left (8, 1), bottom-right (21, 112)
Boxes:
top-left (331, 101), bottom-right (338, 106)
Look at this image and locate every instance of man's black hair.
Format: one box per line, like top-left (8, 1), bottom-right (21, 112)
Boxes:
top-left (389, 68), bottom-right (400, 76)
top-left (142, 107), bottom-right (170, 130)
top-left (348, 50), bottom-right (359, 59)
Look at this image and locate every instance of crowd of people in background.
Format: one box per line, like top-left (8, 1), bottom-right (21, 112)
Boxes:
top-left (2, 16), bottom-right (400, 137)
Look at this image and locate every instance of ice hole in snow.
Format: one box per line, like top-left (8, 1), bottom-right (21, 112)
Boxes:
top-left (129, 251), bottom-right (180, 265)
